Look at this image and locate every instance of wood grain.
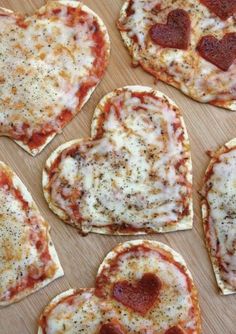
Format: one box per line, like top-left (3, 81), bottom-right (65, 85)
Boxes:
top-left (0, 1), bottom-right (235, 333)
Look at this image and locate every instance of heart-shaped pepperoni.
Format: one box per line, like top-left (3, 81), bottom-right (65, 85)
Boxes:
top-left (38, 241), bottom-right (201, 334)
top-left (197, 33), bottom-right (236, 71)
top-left (0, 162), bottom-right (63, 306)
top-left (125, 0), bottom-right (135, 17)
top-left (0, 1), bottom-right (109, 156)
top-left (165, 326), bottom-right (185, 334)
top-left (100, 322), bottom-right (125, 334)
top-left (200, 0), bottom-right (236, 20)
top-left (113, 273), bottom-right (162, 315)
top-left (149, 9), bottom-right (190, 50)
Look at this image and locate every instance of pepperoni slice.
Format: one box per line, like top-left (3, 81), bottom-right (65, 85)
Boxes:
top-left (200, 0), bottom-right (236, 20)
top-left (149, 9), bottom-right (190, 50)
top-left (165, 326), bottom-right (185, 334)
top-left (112, 273), bottom-right (162, 315)
top-left (100, 322), bottom-right (125, 334)
top-left (196, 33), bottom-right (236, 71)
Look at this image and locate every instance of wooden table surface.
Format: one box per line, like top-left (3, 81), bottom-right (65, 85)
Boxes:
top-left (0, 1), bottom-right (235, 333)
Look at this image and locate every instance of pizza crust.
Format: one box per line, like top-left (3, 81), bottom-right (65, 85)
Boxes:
top-left (201, 138), bottom-right (236, 295)
top-left (0, 161), bottom-right (64, 307)
top-left (43, 85), bottom-right (193, 235)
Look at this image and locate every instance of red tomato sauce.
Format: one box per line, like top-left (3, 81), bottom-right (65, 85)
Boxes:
top-left (0, 170), bottom-right (29, 210)
top-left (100, 322), bottom-right (126, 334)
top-left (52, 8), bottom-right (62, 15)
top-left (16, 17), bottom-right (28, 29)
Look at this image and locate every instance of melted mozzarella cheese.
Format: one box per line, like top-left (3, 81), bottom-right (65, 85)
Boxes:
top-left (118, 0), bottom-right (236, 109)
top-left (38, 241), bottom-right (200, 334)
top-left (0, 1), bottom-right (109, 155)
top-left (45, 87), bottom-right (192, 234)
top-left (204, 147), bottom-right (236, 292)
top-left (0, 162), bottom-right (63, 305)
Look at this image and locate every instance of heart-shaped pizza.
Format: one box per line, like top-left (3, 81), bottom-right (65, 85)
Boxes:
top-left (0, 162), bottom-right (63, 306)
top-left (202, 139), bottom-right (236, 295)
top-left (38, 240), bottom-right (201, 334)
top-left (117, 0), bottom-right (236, 110)
top-left (0, 1), bottom-right (110, 155)
top-left (43, 86), bottom-right (193, 235)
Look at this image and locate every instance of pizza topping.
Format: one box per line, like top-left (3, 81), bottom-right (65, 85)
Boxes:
top-left (200, 0), bottom-right (236, 20)
top-left (44, 87), bottom-right (192, 235)
top-left (197, 33), bottom-right (236, 71)
top-left (0, 170), bottom-right (29, 210)
top-left (26, 109), bottom-right (73, 150)
top-left (165, 326), bottom-right (185, 334)
top-left (149, 9), bottom-right (190, 50)
top-left (52, 8), bottom-right (62, 15)
top-left (100, 322), bottom-right (125, 334)
top-left (16, 17), bottom-right (28, 29)
top-left (113, 273), bottom-right (161, 315)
